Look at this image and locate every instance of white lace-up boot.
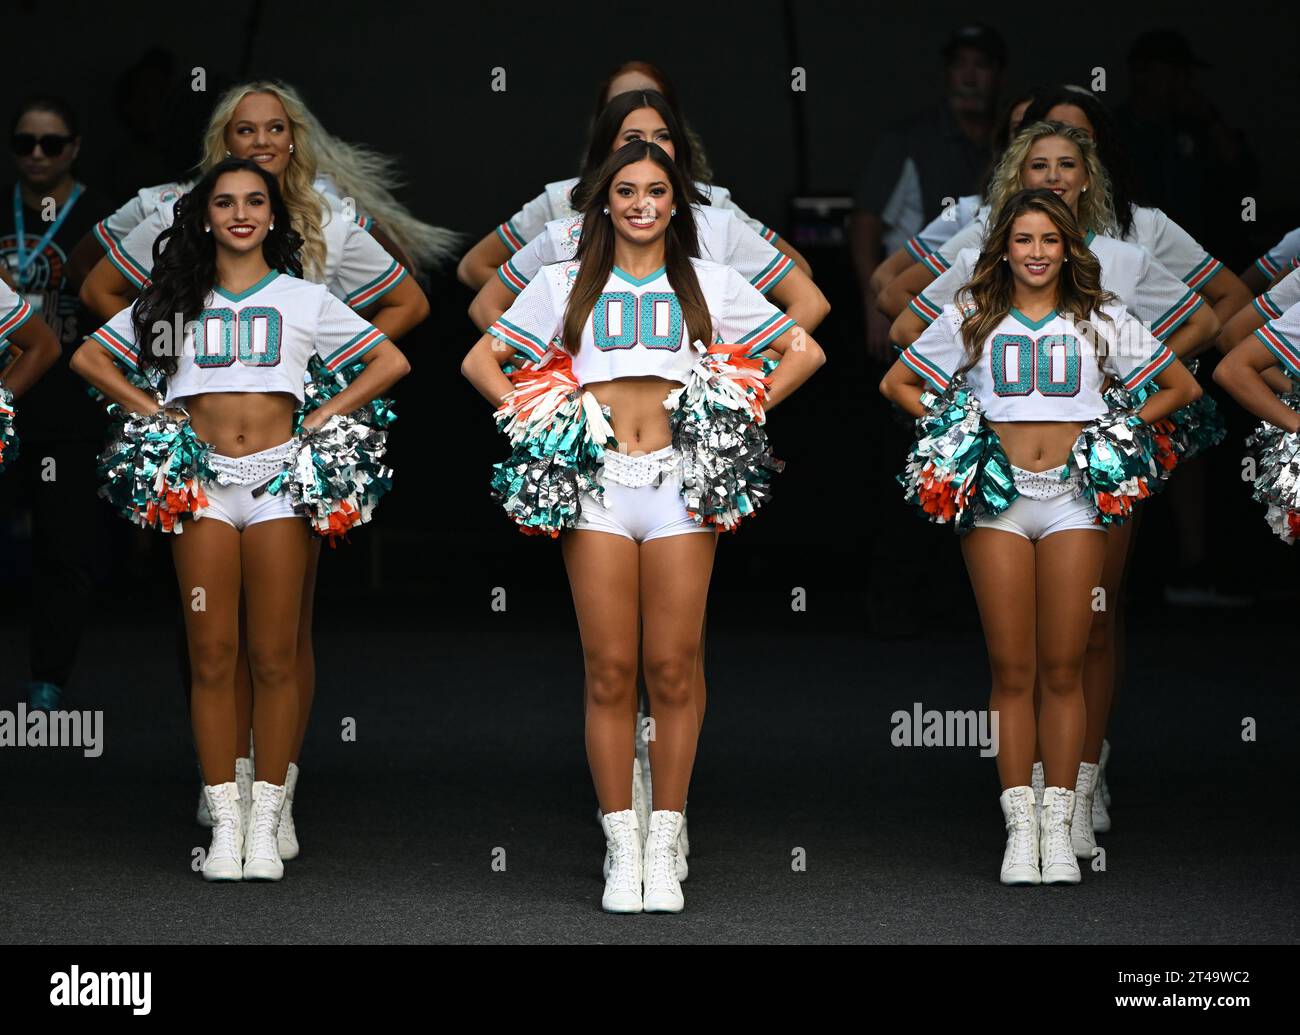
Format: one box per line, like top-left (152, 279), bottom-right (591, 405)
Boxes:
top-left (1072, 762), bottom-right (1099, 858)
top-left (196, 782), bottom-right (213, 827)
top-left (676, 804), bottom-right (689, 881)
top-left (1031, 761), bottom-right (1045, 808)
top-left (201, 782), bottom-right (244, 881)
top-left (643, 810), bottom-right (685, 913)
top-left (1093, 739), bottom-right (1112, 831)
top-left (278, 762), bottom-right (300, 860)
top-left (998, 786), bottom-right (1040, 885)
top-left (235, 756), bottom-right (254, 845)
top-left (1039, 787), bottom-right (1081, 884)
top-left (242, 781), bottom-right (287, 881)
top-left (600, 809), bottom-right (643, 913)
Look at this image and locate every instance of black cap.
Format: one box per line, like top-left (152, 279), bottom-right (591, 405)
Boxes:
top-left (1128, 29), bottom-right (1210, 68)
top-left (942, 24), bottom-right (1007, 68)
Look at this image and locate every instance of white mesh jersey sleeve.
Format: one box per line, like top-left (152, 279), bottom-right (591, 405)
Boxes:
top-left (312, 289), bottom-right (390, 372)
top-left (329, 216), bottom-right (411, 310)
top-left (713, 265), bottom-right (797, 357)
top-left (486, 267), bottom-right (564, 364)
top-left (1255, 301), bottom-right (1300, 379)
top-left (1128, 206), bottom-right (1222, 290)
top-left (899, 305), bottom-right (965, 392)
top-left (1252, 267), bottom-right (1300, 321)
top-left (0, 279), bottom-right (34, 341)
top-left (704, 209), bottom-right (794, 295)
top-left (106, 207), bottom-right (172, 290)
top-left (88, 305), bottom-right (142, 372)
top-left (496, 219), bottom-right (575, 295)
top-left (1093, 302), bottom-right (1177, 392)
top-left (495, 181), bottom-right (572, 253)
top-left (1254, 226), bottom-right (1300, 280)
top-left (936, 217), bottom-right (987, 267)
top-left (907, 249), bottom-right (977, 326)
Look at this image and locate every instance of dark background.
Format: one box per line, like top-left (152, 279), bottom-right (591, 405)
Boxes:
top-left (0, 0), bottom-right (1297, 945)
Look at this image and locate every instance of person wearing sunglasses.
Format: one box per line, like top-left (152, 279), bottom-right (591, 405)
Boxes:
top-left (0, 96), bottom-right (113, 714)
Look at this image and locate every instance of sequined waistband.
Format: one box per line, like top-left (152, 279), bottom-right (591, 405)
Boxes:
top-left (208, 440), bottom-right (296, 487)
top-left (1011, 463), bottom-right (1081, 501)
top-left (599, 445), bottom-right (680, 488)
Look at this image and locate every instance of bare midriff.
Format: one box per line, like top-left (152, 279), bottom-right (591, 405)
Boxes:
top-left (988, 419), bottom-right (1087, 472)
top-left (583, 375), bottom-right (682, 453)
top-left (181, 391), bottom-right (298, 458)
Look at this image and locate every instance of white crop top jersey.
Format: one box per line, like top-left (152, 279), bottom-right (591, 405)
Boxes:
top-left (0, 279), bottom-right (35, 342)
top-left (89, 271), bottom-right (388, 406)
top-left (907, 194), bottom-right (983, 263)
top-left (1252, 266), bottom-right (1300, 322)
top-left (902, 302), bottom-right (1175, 422)
top-left (1255, 299), bottom-right (1300, 380)
top-left (497, 207), bottom-right (794, 298)
top-left (487, 258), bottom-right (796, 386)
top-left (933, 205), bottom-right (1222, 291)
top-left (911, 233), bottom-right (1204, 343)
top-left (106, 194), bottom-right (403, 310)
top-left (494, 177), bottom-right (776, 254)
top-left (1254, 226), bottom-right (1300, 280)
top-left (92, 173), bottom-right (365, 253)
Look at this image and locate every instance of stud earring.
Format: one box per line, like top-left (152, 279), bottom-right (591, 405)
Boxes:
top-left (602, 206), bottom-right (610, 215)
top-left (1063, 256), bottom-right (1068, 262)
top-left (1081, 186), bottom-right (1087, 192)
top-left (270, 223), bottom-right (275, 231)
top-left (671, 207), bottom-right (676, 217)
top-left (224, 150), bottom-right (231, 157)
top-left (1001, 256), bottom-right (1007, 262)
top-left (204, 225), bottom-right (211, 233)
top-left (289, 144), bottom-right (295, 154)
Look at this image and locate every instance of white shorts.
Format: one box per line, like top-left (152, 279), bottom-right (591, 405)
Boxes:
top-left (199, 440), bottom-right (300, 531)
top-left (572, 444), bottom-right (715, 544)
top-left (972, 464), bottom-right (1103, 542)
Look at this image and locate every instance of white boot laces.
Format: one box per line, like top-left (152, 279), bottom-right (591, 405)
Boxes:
top-left (209, 788), bottom-right (240, 859)
top-left (1047, 793), bottom-right (1073, 862)
top-left (248, 788), bottom-right (281, 860)
top-left (605, 814), bottom-right (639, 893)
top-left (1007, 792), bottom-right (1036, 866)
top-left (647, 817), bottom-right (679, 889)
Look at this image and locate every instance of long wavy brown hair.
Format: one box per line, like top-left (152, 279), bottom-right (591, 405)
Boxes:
top-left (562, 141), bottom-right (710, 356)
top-left (956, 189), bottom-right (1115, 370)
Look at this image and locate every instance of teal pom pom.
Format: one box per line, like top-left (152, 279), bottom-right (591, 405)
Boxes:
top-left (898, 376), bottom-right (1016, 532)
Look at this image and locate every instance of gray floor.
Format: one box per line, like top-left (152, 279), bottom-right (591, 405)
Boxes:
top-left (1, 593), bottom-right (1296, 945)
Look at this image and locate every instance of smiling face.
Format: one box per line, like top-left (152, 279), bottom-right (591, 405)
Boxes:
top-left (207, 170), bottom-right (273, 254)
top-left (1006, 211), bottom-right (1065, 291)
top-left (13, 109), bottom-right (78, 190)
top-left (223, 92), bottom-right (293, 181)
top-left (613, 107), bottom-right (675, 160)
top-left (1021, 136), bottom-right (1088, 215)
top-left (607, 158), bottom-right (673, 245)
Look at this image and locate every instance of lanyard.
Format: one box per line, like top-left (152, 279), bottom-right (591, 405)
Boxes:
top-left (13, 181), bottom-right (83, 286)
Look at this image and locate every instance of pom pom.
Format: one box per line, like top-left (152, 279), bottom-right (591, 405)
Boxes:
top-left (897, 376), bottom-right (1016, 532)
top-left (1126, 358), bottom-right (1225, 470)
top-left (266, 413), bottom-right (393, 543)
top-left (665, 341), bottom-right (784, 531)
top-left (1069, 407), bottom-right (1160, 525)
top-left (490, 349), bottom-right (612, 537)
top-left (0, 384), bottom-right (18, 473)
top-left (96, 407), bottom-right (216, 533)
top-left (1243, 393), bottom-right (1300, 543)
top-left (296, 356), bottom-right (396, 433)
